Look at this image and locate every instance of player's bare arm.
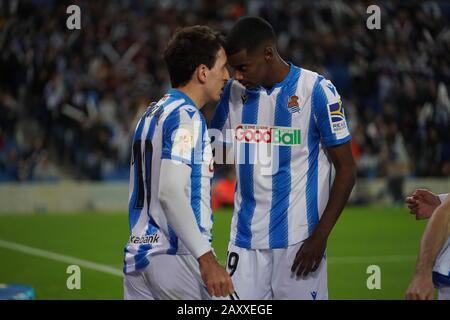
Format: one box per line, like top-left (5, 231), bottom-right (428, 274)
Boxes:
top-left (406, 197), bottom-right (450, 300)
top-left (198, 251), bottom-right (235, 297)
top-left (292, 141), bottom-right (356, 277)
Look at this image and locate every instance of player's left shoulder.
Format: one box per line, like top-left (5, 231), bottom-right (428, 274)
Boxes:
top-left (317, 75), bottom-right (340, 102)
top-left (296, 68), bottom-right (338, 102)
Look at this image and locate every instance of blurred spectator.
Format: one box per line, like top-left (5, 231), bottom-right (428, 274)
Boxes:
top-left (381, 121), bottom-right (411, 204)
top-left (0, 0), bottom-right (448, 184)
top-left (212, 168), bottom-right (236, 211)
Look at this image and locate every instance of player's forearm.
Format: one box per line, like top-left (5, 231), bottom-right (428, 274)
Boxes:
top-left (159, 160), bottom-right (212, 259)
top-left (312, 162), bottom-right (356, 240)
top-left (414, 198), bottom-right (450, 276)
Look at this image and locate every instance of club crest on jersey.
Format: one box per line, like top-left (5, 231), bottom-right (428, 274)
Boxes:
top-left (172, 125), bottom-right (194, 157)
top-left (287, 95), bottom-right (301, 113)
top-left (327, 100), bottom-right (348, 135)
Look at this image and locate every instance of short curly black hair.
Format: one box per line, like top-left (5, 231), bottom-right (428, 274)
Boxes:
top-left (163, 25), bottom-right (225, 88)
top-left (225, 16), bottom-right (276, 55)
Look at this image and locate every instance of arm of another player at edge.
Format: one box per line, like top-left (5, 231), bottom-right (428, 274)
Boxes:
top-left (414, 197), bottom-right (450, 277)
top-left (406, 196), bottom-right (450, 299)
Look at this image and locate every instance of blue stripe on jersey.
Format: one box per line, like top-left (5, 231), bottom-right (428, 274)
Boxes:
top-left (433, 271), bottom-right (450, 287)
top-left (312, 76), bottom-right (352, 147)
top-left (269, 67), bottom-right (301, 248)
top-left (123, 247), bottom-right (129, 273)
top-left (235, 90), bottom-right (260, 248)
top-left (133, 230), bottom-right (151, 270)
top-left (210, 79), bottom-right (232, 131)
top-left (191, 163), bottom-right (202, 229)
top-left (162, 107), bottom-right (181, 157)
top-left (306, 78), bottom-right (324, 234)
top-left (312, 76), bottom-right (335, 140)
top-left (166, 224), bottom-right (179, 255)
top-left (191, 116), bottom-right (207, 232)
top-left (128, 117), bottom-right (147, 231)
top-left (144, 117), bottom-right (157, 212)
top-left (134, 115), bottom-right (159, 269)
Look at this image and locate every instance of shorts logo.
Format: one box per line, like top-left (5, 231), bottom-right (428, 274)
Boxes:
top-left (130, 234), bottom-right (160, 245)
top-left (235, 124), bottom-right (301, 145)
top-left (287, 95), bottom-right (301, 113)
top-left (327, 100), bottom-right (348, 135)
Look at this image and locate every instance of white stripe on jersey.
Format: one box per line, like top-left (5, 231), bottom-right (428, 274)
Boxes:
top-left (249, 88), bottom-right (279, 248)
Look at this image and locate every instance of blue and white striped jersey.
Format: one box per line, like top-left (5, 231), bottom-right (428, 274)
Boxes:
top-left (124, 89), bottom-right (214, 274)
top-left (433, 194), bottom-right (449, 286)
top-left (211, 63), bottom-right (351, 249)
top-left (433, 237), bottom-right (450, 286)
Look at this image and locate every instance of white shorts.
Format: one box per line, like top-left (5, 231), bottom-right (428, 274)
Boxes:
top-left (438, 286), bottom-right (450, 300)
top-left (226, 241), bottom-right (328, 300)
top-left (124, 254), bottom-right (211, 300)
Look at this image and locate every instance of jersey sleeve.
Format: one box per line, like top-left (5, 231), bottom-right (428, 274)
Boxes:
top-left (161, 105), bottom-right (203, 167)
top-left (439, 193), bottom-right (449, 204)
top-left (311, 77), bottom-right (352, 147)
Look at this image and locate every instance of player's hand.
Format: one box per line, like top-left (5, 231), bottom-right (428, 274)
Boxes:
top-left (405, 189), bottom-right (441, 220)
top-left (405, 273), bottom-right (435, 300)
top-left (291, 233), bottom-right (327, 277)
top-left (198, 251), bottom-right (235, 298)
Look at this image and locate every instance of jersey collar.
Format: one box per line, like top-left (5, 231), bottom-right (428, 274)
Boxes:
top-left (260, 62), bottom-right (297, 95)
top-left (168, 89), bottom-right (197, 108)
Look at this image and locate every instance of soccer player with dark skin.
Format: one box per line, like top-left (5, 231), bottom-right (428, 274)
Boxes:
top-left (224, 17), bottom-right (356, 279)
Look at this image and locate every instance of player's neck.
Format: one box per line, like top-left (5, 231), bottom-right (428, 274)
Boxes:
top-left (176, 85), bottom-right (205, 109)
top-left (263, 58), bottom-right (290, 89)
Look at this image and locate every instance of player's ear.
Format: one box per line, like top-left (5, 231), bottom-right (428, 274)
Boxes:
top-left (196, 64), bottom-right (208, 84)
top-left (263, 46), bottom-right (275, 62)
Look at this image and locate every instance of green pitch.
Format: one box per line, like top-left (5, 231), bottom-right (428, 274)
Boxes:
top-left (0, 207), bottom-right (427, 299)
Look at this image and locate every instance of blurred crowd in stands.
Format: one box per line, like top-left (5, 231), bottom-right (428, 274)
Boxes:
top-left (0, 0), bottom-right (449, 185)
